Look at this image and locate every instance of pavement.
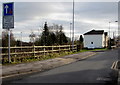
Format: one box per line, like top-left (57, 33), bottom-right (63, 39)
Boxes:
top-left (1, 51), bottom-right (96, 79)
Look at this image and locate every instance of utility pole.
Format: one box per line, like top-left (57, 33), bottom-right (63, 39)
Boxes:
top-left (72, 0), bottom-right (74, 51)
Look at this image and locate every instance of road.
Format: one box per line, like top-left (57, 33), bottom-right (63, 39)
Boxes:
top-left (3, 48), bottom-right (119, 84)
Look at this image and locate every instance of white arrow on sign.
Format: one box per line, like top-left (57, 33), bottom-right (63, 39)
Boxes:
top-left (5, 5), bottom-right (9, 14)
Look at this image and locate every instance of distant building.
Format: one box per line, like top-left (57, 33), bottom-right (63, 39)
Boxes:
top-left (83, 30), bottom-right (108, 48)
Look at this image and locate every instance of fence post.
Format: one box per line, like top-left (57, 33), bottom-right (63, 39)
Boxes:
top-left (14, 46), bottom-right (17, 62)
top-left (59, 45), bottom-right (60, 53)
top-left (52, 45), bottom-right (53, 53)
top-left (77, 45), bottom-right (80, 52)
top-left (44, 45), bottom-right (45, 56)
top-left (33, 45), bottom-right (35, 57)
top-left (69, 45), bottom-right (70, 51)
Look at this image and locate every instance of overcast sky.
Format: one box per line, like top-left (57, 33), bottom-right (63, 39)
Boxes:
top-left (0, 1), bottom-right (118, 42)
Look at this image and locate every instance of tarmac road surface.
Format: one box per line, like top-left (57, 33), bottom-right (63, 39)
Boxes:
top-left (2, 48), bottom-right (118, 85)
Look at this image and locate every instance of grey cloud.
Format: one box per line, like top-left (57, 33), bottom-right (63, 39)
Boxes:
top-left (75, 2), bottom-right (118, 20)
top-left (1, 2), bottom-right (118, 42)
top-left (14, 2), bottom-right (72, 22)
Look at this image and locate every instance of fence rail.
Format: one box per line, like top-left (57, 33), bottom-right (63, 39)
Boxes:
top-left (0, 45), bottom-right (77, 63)
top-left (0, 45), bottom-right (77, 56)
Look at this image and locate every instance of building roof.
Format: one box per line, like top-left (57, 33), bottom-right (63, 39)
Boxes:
top-left (84, 30), bottom-right (104, 35)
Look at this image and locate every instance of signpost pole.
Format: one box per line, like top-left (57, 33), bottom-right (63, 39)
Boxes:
top-left (8, 28), bottom-right (11, 63)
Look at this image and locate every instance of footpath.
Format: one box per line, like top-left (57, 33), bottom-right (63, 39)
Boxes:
top-left (1, 51), bottom-right (96, 78)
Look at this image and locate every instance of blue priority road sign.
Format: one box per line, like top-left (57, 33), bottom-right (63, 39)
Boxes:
top-left (3, 3), bottom-right (14, 16)
top-left (3, 2), bottom-right (14, 29)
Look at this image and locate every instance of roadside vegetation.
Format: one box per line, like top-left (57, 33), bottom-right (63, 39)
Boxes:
top-left (3, 48), bottom-right (108, 65)
top-left (80, 48), bottom-right (108, 52)
top-left (1, 21), bottom-right (109, 65)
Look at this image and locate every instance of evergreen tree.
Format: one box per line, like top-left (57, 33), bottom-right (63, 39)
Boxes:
top-left (49, 32), bottom-right (56, 45)
top-left (35, 23), bottom-right (68, 46)
top-left (56, 25), bottom-right (68, 45)
top-left (79, 35), bottom-right (84, 44)
top-left (40, 22), bottom-right (51, 46)
top-left (79, 35), bottom-right (84, 49)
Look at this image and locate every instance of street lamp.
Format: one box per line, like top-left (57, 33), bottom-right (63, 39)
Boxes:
top-left (70, 23), bottom-right (72, 51)
top-left (115, 21), bottom-right (118, 37)
top-left (72, 0), bottom-right (74, 51)
top-left (108, 22), bottom-right (112, 49)
top-left (70, 23), bottom-right (72, 44)
top-left (21, 32), bottom-right (22, 51)
top-left (114, 21), bottom-right (118, 45)
top-left (108, 21), bottom-right (118, 49)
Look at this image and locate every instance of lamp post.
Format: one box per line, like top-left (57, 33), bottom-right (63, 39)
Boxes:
top-left (115, 21), bottom-right (118, 37)
top-left (114, 21), bottom-right (118, 46)
top-left (108, 21), bottom-right (118, 49)
top-left (108, 22), bottom-right (111, 49)
top-left (70, 23), bottom-right (72, 50)
top-left (70, 23), bottom-right (72, 44)
top-left (72, 0), bottom-right (74, 51)
top-left (21, 32), bottom-right (22, 51)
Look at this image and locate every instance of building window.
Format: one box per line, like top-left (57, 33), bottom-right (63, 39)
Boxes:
top-left (91, 42), bottom-right (93, 44)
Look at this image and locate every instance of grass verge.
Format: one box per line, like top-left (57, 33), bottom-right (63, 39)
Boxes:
top-left (2, 48), bottom-right (108, 65)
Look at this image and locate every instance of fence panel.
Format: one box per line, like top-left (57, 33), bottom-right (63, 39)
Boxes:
top-left (0, 45), bottom-right (77, 63)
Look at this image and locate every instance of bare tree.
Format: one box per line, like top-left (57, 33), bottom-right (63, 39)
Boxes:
top-left (29, 30), bottom-right (36, 46)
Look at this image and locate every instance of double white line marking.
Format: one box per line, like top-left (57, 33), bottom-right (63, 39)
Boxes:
top-left (111, 61), bottom-right (118, 69)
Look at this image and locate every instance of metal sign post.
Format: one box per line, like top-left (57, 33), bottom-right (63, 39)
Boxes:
top-left (8, 29), bottom-right (11, 63)
top-left (3, 2), bottom-right (14, 63)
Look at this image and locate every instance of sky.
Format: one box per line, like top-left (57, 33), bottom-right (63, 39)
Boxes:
top-left (0, 0), bottom-right (119, 42)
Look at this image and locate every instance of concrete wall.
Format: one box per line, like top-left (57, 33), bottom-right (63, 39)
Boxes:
top-left (102, 34), bottom-right (108, 47)
top-left (102, 34), bottom-right (105, 47)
